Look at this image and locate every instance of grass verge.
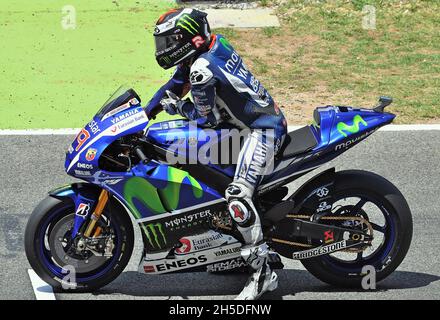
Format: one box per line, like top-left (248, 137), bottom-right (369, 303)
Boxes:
top-left (0, 0), bottom-right (174, 129)
top-left (215, 0), bottom-right (440, 124)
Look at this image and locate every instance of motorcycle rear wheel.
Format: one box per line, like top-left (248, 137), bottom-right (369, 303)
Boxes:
top-left (300, 170), bottom-right (412, 288)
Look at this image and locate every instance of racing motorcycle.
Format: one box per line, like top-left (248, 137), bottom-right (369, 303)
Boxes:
top-left (25, 87), bottom-right (413, 292)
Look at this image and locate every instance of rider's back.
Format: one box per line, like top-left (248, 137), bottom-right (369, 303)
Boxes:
top-left (191, 34), bottom-right (280, 130)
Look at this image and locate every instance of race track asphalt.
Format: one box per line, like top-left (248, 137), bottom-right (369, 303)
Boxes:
top-left (0, 130), bottom-right (439, 300)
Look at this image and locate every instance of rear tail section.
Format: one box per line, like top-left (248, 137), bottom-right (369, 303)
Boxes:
top-left (260, 97), bottom-right (395, 193)
top-left (313, 96), bottom-right (395, 152)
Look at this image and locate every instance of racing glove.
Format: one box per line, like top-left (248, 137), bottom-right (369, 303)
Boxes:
top-left (160, 90), bottom-right (187, 116)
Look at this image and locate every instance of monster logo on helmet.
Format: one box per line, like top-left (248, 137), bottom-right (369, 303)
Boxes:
top-left (153, 8), bottom-right (211, 69)
top-left (176, 14), bottom-right (200, 35)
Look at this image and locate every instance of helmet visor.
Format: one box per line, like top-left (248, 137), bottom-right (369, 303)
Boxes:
top-left (154, 34), bottom-right (182, 56)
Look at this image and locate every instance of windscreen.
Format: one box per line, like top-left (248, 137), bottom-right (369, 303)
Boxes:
top-left (96, 86), bottom-right (141, 119)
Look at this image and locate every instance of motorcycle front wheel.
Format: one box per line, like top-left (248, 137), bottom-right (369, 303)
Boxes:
top-left (25, 196), bottom-right (134, 292)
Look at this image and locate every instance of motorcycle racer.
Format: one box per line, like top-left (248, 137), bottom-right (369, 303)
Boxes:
top-left (146, 8), bottom-right (287, 300)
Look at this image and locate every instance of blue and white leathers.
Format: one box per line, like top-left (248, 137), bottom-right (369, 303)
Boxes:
top-left (146, 34), bottom-right (287, 135)
top-left (146, 33), bottom-right (287, 187)
top-left (146, 34), bottom-right (286, 296)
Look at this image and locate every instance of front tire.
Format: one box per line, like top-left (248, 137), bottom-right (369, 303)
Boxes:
top-left (300, 170), bottom-right (413, 288)
top-left (25, 196), bottom-right (134, 292)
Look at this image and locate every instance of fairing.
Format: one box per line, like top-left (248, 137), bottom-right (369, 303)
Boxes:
top-left (59, 87), bottom-right (396, 273)
top-left (260, 106), bottom-right (395, 189)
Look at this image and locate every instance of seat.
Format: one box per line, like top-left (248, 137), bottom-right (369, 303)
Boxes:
top-left (278, 126), bottom-right (318, 159)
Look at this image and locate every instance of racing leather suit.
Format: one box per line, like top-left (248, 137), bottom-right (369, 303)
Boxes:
top-left (146, 34), bottom-right (287, 299)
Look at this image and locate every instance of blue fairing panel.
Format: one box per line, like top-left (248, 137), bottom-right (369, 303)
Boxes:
top-left (314, 105), bottom-right (395, 150)
top-left (109, 162), bottom-right (223, 220)
top-left (65, 104), bottom-right (149, 178)
top-left (260, 106), bottom-right (395, 188)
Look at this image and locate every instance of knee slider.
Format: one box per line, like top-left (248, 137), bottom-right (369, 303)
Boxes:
top-left (228, 200), bottom-right (256, 226)
top-left (226, 184), bottom-right (256, 227)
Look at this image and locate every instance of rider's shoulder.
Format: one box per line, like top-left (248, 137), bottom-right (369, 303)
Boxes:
top-left (189, 34), bottom-right (234, 85)
top-left (205, 34), bottom-right (233, 58)
top-left (190, 55), bottom-right (214, 86)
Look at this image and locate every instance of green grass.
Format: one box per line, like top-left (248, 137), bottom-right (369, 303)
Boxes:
top-left (0, 0), bottom-right (175, 129)
top-left (262, 26), bottom-right (281, 37)
top-left (244, 0), bottom-right (440, 123)
top-left (1, 0), bottom-right (439, 128)
top-left (212, 27), bottom-right (238, 40)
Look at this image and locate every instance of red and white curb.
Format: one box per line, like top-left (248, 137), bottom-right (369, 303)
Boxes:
top-left (27, 269), bottom-right (56, 300)
top-left (0, 124), bottom-right (440, 135)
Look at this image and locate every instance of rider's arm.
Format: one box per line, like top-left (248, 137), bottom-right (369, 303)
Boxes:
top-left (145, 64), bottom-right (190, 115)
top-left (179, 80), bottom-right (221, 127)
top-left (178, 59), bottom-right (222, 127)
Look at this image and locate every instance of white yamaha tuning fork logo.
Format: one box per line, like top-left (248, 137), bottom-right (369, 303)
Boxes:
top-left (316, 187), bottom-right (329, 198)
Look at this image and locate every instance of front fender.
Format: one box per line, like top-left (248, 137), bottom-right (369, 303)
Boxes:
top-left (49, 183), bottom-right (134, 238)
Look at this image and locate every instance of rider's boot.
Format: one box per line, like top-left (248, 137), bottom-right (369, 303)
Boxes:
top-left (226, 182), bottom-right (279, 300)
top-left (235, 243), bottom-right (278, 300)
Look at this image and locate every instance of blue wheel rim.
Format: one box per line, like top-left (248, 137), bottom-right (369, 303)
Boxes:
top-left (38, 204), bottom-right (122, 282)
top-left (320, 193), bottom-right (397, 274)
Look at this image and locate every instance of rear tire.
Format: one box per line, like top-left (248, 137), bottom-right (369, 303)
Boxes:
top-left (300, 170), bottom-right (412, 288)
top-left (25, 196), bottom-right (134, 292)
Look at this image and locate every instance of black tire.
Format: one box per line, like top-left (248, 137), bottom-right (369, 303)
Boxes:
top-left (300, 170), bottom-right (413, 288)
top-left (25, 195), bottom-right (134, 292)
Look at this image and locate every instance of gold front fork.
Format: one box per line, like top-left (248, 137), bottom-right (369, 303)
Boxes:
top-left (84, 189), bottom-right (109, 237)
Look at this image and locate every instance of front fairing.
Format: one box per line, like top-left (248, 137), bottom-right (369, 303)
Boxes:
top-left (63, 87), bottom-right (223, 217)
top-left (65, 90), bottom-right (149, 179)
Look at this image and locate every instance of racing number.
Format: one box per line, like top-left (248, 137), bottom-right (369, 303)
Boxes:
top-left (75, 128), bottom-right (90, 151)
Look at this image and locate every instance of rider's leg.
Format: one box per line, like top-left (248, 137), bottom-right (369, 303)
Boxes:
top-left (226, 129), bottom-right (279, 300)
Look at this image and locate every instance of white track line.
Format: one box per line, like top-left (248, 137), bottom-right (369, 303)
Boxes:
top-left (0, 128), bottom-right (80, 135)
top-left (377, 124), bottom-right (440, 131)
top-left (27, 269), bottom-right (56, 300)
top-left (0, 124), bottom-right (439, 135)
